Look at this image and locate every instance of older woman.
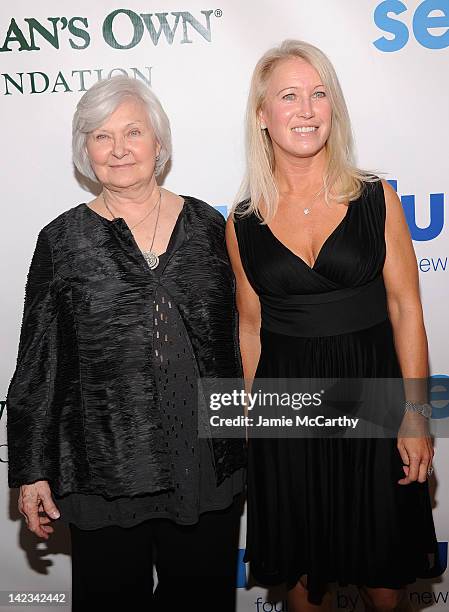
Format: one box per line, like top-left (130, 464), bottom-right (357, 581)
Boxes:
top-left (227, 41), bottom-right (438, 611)
top-left (7, 76), bottom-right (245, 610)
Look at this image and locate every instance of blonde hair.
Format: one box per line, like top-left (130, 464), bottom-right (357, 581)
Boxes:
top-left (233, 39), bottom-right (377, 222)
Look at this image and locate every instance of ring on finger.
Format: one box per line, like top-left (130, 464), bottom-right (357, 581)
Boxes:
top-left (427, 465), bottom-right (434, 478)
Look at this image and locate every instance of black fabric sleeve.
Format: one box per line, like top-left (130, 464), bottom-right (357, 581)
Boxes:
top-left (7, 229), bottom-right (57, 487)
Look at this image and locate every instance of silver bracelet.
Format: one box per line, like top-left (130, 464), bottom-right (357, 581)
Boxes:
top-left (404, 400), bottom-right (432, 418)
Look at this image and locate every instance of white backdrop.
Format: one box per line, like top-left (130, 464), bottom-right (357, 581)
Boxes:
top-left (0, 1), bottom-right (448, 610)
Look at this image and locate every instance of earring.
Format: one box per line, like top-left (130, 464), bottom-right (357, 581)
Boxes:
top-left (260, 123), bottom-right (267, 130)
top-left (156, 154), bottom-right (160, 161)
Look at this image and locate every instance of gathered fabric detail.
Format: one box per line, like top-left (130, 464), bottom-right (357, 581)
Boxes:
top-left (7, 197), bottom-right (246, 497)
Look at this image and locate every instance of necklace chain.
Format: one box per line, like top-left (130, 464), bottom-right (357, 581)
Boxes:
top-left (141, 194), bottom-right (162, 269)
top-left (102, 191), bottom-right (160, 229)
top-left (302, 184), bottom-right (325, 215)
top-left (102, 190), bottom-right (163, 269)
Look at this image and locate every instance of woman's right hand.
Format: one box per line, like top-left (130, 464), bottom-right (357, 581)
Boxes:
top-left (18, 480), bottom-right (60, 539)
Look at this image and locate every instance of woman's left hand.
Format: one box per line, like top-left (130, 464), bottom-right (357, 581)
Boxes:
top-left (397, 412), bottom-right (434, 484)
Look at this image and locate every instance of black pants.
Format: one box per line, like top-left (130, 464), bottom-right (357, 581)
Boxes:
top-left (70, 495), bottom-right (243, 611)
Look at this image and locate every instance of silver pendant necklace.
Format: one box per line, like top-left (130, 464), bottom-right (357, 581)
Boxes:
top-left (302, 185), bottom-right (325, 215)
top-left (141, 191), bottom-right (162, 270)
top-left (102, 189), bottom-right (163, 270)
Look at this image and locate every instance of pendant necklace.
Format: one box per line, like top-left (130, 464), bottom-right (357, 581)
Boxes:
top-left (141, 192), bottom-right (162, 270)
top-left (302, 185), bottom-right (325, 215)
top-left (102, 189), bottom-right (163, 270)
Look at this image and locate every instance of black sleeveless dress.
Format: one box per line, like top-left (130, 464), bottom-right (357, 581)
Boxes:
top-left (234, 181), bottom-right (438, 604)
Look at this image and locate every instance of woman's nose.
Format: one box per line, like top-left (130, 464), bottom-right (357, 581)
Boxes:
top-left (111, 137), bottom-right (128, 158)
top-left (296, 97), bottom-right (314, 120)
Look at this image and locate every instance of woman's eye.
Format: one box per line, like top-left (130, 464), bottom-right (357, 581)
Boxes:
top-left (129, 129), bottom-right (141, 136)
top-left (282, 93), bottom-right (296, 101)
top-left (95, 134), bottom-right (108, 141)
top-left (312, 91), bottom-right (326, 99)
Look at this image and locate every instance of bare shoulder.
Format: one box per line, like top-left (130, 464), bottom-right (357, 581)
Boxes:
top-left (379, 179), bottom-right (410, 229)
top-left (225, 215), bottom-right (238, 250)
top-left (380, 179), bottom-right (402, 210)
top-left (225, 214), bottom-right (235, 230)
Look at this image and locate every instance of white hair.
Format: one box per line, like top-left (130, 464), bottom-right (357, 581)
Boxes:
top-left (72, 76), bottom-right (172, 182)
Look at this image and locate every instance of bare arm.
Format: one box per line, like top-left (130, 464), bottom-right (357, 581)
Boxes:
top-left (381, 179), bottom-right (433, 484)
top-left (225, 217), bottom-right (261, 388)
top-left (383, 180), bottom-right (428, 380)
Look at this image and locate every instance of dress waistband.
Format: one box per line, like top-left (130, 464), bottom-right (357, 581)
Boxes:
top-left (260, 276), bottom-right (388, 338)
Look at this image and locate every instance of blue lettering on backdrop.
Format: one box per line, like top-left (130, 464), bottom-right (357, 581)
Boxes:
top-left (387, 180), bottom-right (444, 241)
top-left (437, 542), bottom-right (448, 575)
top-left (430, 375), bottom-right (449, 419)
top-left (374, 0), bottom-right (409, 52)
top-left (418, 257), bottom-right (448, 272)
top-left (236, 549), bottom-right (247, 588)
top-left (374, 0), bottom-right (449, 51)
top-left (414, 0), bottom-right (449, 48)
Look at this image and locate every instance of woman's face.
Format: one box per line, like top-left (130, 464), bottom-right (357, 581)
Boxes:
top-left (259, 57), bottom-right (332, 161)
top-left (86, 97), bottom-right (161, 190)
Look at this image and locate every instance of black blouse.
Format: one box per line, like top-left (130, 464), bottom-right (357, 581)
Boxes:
top-left (7, 196), bottom-right (246, 500)
top-left (54, 206), bottom-right (245, 529)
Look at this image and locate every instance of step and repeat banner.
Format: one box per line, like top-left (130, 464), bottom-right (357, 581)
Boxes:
top-left (0, 1), bottom-right (448, 610)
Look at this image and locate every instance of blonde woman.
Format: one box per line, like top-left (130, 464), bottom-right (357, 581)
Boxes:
top-left (226, 40), bottom-right (438, 611)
